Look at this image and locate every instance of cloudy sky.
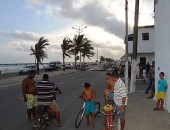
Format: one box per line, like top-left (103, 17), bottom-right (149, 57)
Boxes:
top-left (0, 0), bottom-right (154, 64)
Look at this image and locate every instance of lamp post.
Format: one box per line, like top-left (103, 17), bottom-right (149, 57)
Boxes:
top-left (72, 26), bottom-right (87, 36)
top-left (72, 26), bottom-right (87, 68)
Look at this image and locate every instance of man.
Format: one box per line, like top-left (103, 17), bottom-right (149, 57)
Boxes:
top-left (22, 70), bottom-right (38, 126)
top-left (145, 61), bottom-right (155, 98)
top-left (104, 73), bottom-right (115, 105)
top-left (36, 74), bottom-right (62, 126)
top-left (112, 70), bottom-right (127, 130)
top-left (145, 61), bottom-right (155, 99)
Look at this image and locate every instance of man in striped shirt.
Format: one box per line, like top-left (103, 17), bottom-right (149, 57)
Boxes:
top-left (36, 74), bottom-right (62, 126)
top-left (112, 71), bottom-right (127, 130)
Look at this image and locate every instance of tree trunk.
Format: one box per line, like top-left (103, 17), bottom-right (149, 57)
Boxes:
top-left (63, 53), bottom-right (65, 71)
top-left (37, 59), bottom-right (40, 75)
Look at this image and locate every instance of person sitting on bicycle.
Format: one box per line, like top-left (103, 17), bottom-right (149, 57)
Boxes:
top-left (81, 82), bottom-right (96, 128)
top-left (104, 73), bottom-right (115, 105)
top-left (36, 74), bottom-right (63, 126)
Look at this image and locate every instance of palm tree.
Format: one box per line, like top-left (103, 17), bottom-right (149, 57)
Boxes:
top-left (81, 43), bottom-right (95, 69)
top-left (100, 56), bottom-right (105, 64)
top-left (70, 34), bottom-right (90, 69)
top-left (30, 36), bottom-right (49, 74)
top-left (61, 37), bottom-right (72, 71)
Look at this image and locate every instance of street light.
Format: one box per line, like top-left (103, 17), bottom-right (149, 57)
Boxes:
top-left (72, 26), bottom-right (87, 68)
top-left (72, 26), bottom-right (87, 35)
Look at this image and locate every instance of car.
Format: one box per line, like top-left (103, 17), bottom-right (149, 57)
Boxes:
top-left (65, 63), bottom-right (74, 69)
top-left (18, 65), bottom-right (37, 75)
top-left (45, 61), bottom-right (62, 71)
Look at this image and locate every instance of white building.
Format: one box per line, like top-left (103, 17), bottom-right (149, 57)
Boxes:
top-left (128, 25), bottom-right (155, 65)
top-left (154, 0), bottom-right (170, 112)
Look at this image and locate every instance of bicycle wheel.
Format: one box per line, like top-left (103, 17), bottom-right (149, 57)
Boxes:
top-left (39, 113), bottom-right (48, 130)
top-left (75, 108), bottom-right (85, 128)
top-left (94, 101), bottom-right (100, 117)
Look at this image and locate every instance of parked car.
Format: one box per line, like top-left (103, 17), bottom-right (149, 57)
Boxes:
top-left (45, 61), bottom-right (62, 71)
top-left (18, 65), bottom-right (37, 75)
top-left (65, 63), bottom-right (74, 69)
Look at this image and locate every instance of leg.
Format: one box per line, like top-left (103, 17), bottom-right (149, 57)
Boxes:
top-left (91, 113), bottom-right (95, 128)
top-left (145, 78), bottom-right (152, 94)
top-left (56, 111), bottom-right (62, 125)
top-left (160, 99), bottom-right (164, 111)
top-left (120, 118), bottom-right (125, 130)
top-left (86, 115), bottom-right (90, 126)
top-left (154, 99), bottom-right (160, 110)
top-left (27, 109), bottom-right (32, 121)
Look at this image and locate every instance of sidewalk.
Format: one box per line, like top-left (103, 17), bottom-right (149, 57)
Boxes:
top-left (125, 79), bottom-right (170, 130)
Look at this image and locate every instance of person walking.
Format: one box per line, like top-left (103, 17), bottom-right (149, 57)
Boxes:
top-left (146, 62), bottom-right (151, 76)
top-left (112, 71), bottom-right (127, 130)
top-left (36, 74), bottom-right (63, 126)
top-left (153, 72), bottom-right (168, 111)
top-left (145, 61), bottom-right (155, 97)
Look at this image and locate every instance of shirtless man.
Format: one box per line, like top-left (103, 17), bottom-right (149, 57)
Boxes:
top-left (104, 73), bottom-right (115, 105)
top-left (81, 82), bottom-right (96, 128)
top-left (22, 70), bottom-right (38, 126)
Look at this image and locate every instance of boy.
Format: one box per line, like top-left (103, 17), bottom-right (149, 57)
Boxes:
top-left (154, 72), bottom-right (168, 111)
top-left (81, 82), bottom-right (96, 128)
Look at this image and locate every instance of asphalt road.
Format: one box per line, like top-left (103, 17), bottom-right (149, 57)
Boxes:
top-left (0, 70), bottom-right (107, 130)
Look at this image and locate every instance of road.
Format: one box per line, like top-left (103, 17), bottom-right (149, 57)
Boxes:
top-left (0, 70), bottom-right (107, 130)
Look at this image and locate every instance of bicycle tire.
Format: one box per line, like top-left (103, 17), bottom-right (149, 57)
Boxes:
top-left (39, 113), bottom-right (48, 130)
top-left (94, 101), bottom-right (100, 117)
top-left (75, 108), bottom-right (85, 128)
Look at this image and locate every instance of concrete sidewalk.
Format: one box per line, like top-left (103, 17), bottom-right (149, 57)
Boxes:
top-left (125, 79), bottom-right (170, 130)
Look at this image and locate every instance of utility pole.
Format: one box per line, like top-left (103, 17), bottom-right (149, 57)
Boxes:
top-left (97, 45), bottom-right (99, 62)
top-left (130, 0), bottom-right (139, 93)
top-left (72, 26), bottom-right (87, 68)
top-left (125, 0), bottom-right (129, 93)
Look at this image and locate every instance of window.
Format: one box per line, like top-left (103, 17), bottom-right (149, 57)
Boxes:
top-left (142, 33), bottom-right (149, 40)
top-left (128, 36), bottom-right (133, 41)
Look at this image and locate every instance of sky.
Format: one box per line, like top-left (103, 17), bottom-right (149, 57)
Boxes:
top-left (0, 0), bottom-right (154, 64)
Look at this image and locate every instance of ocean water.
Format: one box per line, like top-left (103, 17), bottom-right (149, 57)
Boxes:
top-left (0, 64), bottom-right (46, 74)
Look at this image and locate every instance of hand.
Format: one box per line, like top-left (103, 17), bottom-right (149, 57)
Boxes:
top-left (119, 105), bottom-right (124, 112)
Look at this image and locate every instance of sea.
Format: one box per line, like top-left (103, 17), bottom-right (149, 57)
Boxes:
top-left (0, 63), bottom-right (47, 74)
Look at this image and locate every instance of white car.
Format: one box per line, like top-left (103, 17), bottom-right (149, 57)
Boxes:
top-left (18, 65), bottom-right (37, 75)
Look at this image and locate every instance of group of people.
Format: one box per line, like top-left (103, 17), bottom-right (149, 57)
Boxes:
top-left (144, 61), bottom-right (168, 111)
top-left (22, 70), bottom-right (62, 128)
top-left (22, 70), bottom-right (127, 130)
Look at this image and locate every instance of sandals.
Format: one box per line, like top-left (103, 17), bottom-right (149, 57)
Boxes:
top-left (56, 123), bottom-right (63, 126)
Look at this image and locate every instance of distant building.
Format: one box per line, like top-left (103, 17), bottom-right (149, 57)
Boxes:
top-left (154, 0), bottom-right (170, 113)
top-left (128, 25), bottom-right (155, 65)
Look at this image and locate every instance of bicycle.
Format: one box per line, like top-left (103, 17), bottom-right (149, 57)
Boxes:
top-left (75, 96), bottom-right (100, 128)
top-left (99, 109), bottom-right (121, 130)
top-left (34, 83), bottom-right (62, 130)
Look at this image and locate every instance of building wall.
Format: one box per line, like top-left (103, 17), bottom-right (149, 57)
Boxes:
top-left (128, 27), bottom-right (155, 54)
top-left (155, 0), bottom-right (170, 112)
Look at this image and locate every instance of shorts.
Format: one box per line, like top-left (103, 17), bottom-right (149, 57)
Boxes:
top-left (108, 92), bottom-right (115, 104)
top-left (115, 105), bottom-right (126, 119)
top-left (156, 92), bottom-right (166, 99)
top-left (37, 100), bottom-right (59, 112)
top-left (85, 101), bottom-right (95, 115)
top-left (26, 94), bottom-right (38, 109)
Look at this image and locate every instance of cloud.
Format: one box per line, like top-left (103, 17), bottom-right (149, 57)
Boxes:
top-left (0, 30), bottom-right (40, 41)
top-left (27, 0), bottom-right (133, 39)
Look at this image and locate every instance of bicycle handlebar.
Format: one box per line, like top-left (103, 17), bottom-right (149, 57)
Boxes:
top-left (99, 110), bottom-right (122, 116)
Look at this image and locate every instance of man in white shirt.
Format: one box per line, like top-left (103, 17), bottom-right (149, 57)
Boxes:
top-left (112, 71), bottom-right (127, 130)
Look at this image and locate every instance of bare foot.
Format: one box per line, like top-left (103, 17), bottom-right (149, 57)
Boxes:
top-left (91, 122), bottom-right (95, 128)
top-left (86, 121), bottom-right (90, 126)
